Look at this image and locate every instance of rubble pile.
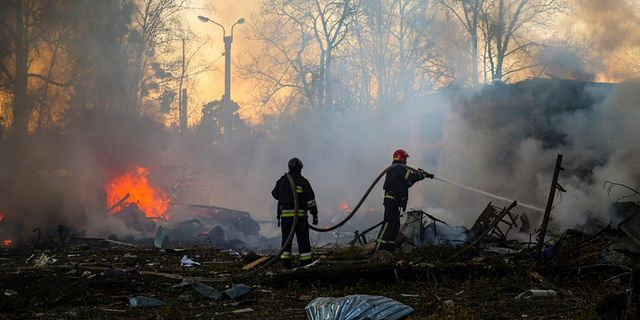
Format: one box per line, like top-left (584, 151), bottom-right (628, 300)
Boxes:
top-left (1, 200), bottom-right (638, 319)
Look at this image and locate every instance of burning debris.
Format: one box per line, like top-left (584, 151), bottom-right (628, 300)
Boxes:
top-left (1, 239), bottom-right (12, 248)
top-left (106, 166), bottom-right (170, 220)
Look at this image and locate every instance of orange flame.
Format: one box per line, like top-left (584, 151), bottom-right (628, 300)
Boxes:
top-left (106, 166), bottom-right (169, 219)
top-left (0, 212), bottom-right (5, 222)
top-left (338, 202), bottom-right (352, 212)
top-left (2, 239), bottom-right (12, 248)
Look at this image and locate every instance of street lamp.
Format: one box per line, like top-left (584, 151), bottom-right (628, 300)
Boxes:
top-left (198, 15), bottom-right (245, 105)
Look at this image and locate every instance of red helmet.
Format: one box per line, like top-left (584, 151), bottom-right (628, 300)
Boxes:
top-left (392, 149), bottom-right (409, 162)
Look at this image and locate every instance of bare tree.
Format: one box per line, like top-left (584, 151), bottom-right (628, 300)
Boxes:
top-left (126, 0), bottom-right (188, 114)
top-left (241, 0), bottom-right (356, 111)
top-left (347, 0), bottom-right (452, 107)
top-left (480, 0), bottom-right (565, 82)
top-left (440, 0), bottom-right (484, 85)
top-left (0, 0), bottom-right (72, 140)
top-left (169, 27), bottom-right (207, 129)
top-left (0, 0), bottom-right (193, 139)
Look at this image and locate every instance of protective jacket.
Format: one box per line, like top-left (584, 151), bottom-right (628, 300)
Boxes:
top-left (271, 172), bottom-right (318, 219)
top-left (383, 160), bottom-right (425, 210)
top-left (271, 171), bottom-right (317, 267)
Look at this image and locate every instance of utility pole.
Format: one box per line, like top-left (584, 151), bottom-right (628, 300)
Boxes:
top-left (198, 16), bottom-right (245, 106)
top-left (223, 36), bottom-right (232, 105)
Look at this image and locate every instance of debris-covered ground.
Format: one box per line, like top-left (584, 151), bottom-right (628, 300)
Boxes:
top-left (1, 237), bottom-right (637, 319)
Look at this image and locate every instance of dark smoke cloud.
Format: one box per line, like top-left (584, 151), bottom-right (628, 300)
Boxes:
top-left (442, 80), bottom-right (640, 229)
top-left (535, 45), bottom-right (600, 81)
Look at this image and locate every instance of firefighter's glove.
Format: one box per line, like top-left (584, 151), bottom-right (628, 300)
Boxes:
top-left (311, 209), bottom-right (318, 225)
top-left (277, 219), bottom-right (281, 227)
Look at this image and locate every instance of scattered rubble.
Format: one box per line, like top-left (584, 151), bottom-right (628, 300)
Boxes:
top-left (241, 255), bottom-right (270, 270)
top-left (30, 253), bottom-right (57, 267)
top-left (0, 199), bottom-right (639, 318)
top-left (188, 280), bottom-right (223, 300)
top-left (232, 307), bottom-right (254, 314)
top-left (515, 289), bottom-right (558, 300)
top-left (224, 284), bottom-right (252, 299)
top-left (4, 290), bottom-right (17, 297)
top-left (128, 296), bottom-right (165, 307)
top-left (154, 225), bottom-right (169, 249)
top-left (179, 255), bottom-right (201, 267)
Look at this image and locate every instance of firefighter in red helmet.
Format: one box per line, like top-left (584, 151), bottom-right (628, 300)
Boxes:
top-left (376, 149), bottom-right (433, 251)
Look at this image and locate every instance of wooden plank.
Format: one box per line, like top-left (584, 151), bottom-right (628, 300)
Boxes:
top-left (241, 256), bottom-right (270, 271)
top-left (529, 271), bottom-right (561, 291)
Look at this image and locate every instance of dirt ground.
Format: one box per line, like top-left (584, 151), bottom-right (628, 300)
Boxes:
top-left (0, 243), bottom-right (636, 320)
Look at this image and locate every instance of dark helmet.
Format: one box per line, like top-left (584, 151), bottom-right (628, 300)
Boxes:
top-left (288, 157), bottom-right (303, 172)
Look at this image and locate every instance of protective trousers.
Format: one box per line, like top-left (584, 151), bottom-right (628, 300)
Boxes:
top-left (376, 202), bottom-right (401, 251)
top-left (280, 216), bottom-right (312, 268)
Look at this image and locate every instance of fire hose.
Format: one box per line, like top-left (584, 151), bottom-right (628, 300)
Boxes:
top-left (223, 162), bottom-right (545, 280)
top-left (306, 164), bottom-right (426, 232)
top-left (213, 164), bottom-right (418, 280)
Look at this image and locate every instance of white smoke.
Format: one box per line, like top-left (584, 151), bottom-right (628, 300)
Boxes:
top-left (431, 81), bottom-right (640, 230)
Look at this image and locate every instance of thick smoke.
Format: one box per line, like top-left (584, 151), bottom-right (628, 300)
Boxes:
top-left (2, 79), bottom-right (638, 245)
top-left (571, 0), bottom-right (640, 52)
top-left (167, 80), bottom-right (639, 241)
top-left (0, 109), bottom-right (172, 242)
top-left (438, 80), bottom-right (640, 230)
top-left (535, 45), bottom-right (600, 81)
top-left (567, 0), bottom-right (640, 80)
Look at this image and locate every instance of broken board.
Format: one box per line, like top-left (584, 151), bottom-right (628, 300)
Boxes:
top-left (241, 256), bottom-right (270, 271)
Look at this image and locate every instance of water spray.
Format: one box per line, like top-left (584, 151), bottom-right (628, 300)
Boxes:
top-left (432, 176), bottom-right (544, 213)
top-left (309, 164), bottom-right (545, 235)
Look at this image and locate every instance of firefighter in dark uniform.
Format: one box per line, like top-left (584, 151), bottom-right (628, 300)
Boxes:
top-left (271, 158), bottom-right (318, 268)
top-left (376, 149), bottom-right (433, 251)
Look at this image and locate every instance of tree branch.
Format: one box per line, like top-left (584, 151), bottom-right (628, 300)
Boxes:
top-left (27, 73), bottom-right (70, 87)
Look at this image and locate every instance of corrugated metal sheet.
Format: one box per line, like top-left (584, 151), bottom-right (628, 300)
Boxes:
top-left (305, 294), bottom-right (414, 320)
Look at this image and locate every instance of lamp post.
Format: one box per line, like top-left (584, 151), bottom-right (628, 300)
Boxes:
top-left (198, 15), bottom-right (245, 106)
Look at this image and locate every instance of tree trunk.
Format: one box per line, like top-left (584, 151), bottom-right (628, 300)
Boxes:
top-left (470, 33), bottom-right (478, 84)
top-left (178, 38), bottom-right (187, 131)
top-left (36, 44), bottom-right (60, 130)
top-left (494, 0), bottom-right (505, 81)
top-left (11, 0), bottom-right (30, 141)
top-left (317, 50), bottom-right (326, 108)
top-left (325, 48), bottom-right (333, 109)
top-left (398, 0), bottom-right (406, 100)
